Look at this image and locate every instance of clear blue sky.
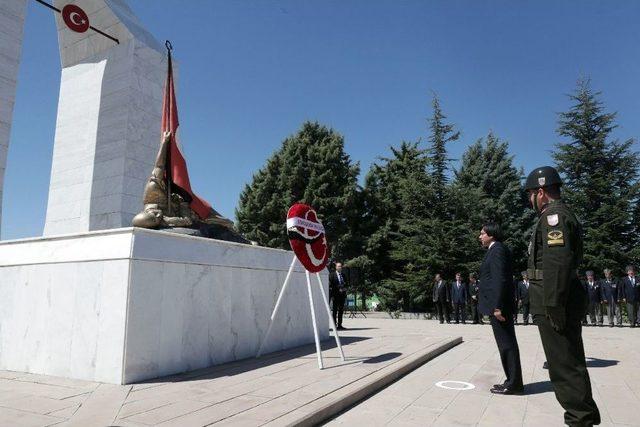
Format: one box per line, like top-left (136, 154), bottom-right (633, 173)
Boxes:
top-left (3, 0), bottom-right (640, 240)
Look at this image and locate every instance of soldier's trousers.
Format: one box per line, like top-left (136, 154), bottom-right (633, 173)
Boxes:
top-left (626, 302), bottom-right (638, 326)
top-left (586, 303), bottom-right (603, 325)
top-left (605, 301), bottom-right (622, 325)
top-left (534, 314), bottom-right (600, 427)
top-left (471, 303), bottom-right (482, 323)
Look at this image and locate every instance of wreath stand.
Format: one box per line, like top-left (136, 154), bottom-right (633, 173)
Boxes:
top-left (256, 257), bottom-right (345, 369)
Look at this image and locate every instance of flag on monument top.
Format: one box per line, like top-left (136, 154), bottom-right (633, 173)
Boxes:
top-left (161, 50), bottom-right (212, 219)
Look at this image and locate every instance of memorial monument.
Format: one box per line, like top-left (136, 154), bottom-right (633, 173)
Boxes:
top-left (0, 0), bottom-right (329, 385)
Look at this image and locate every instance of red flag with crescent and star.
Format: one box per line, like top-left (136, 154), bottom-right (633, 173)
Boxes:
top-left (162, 50), bottom-right (212, 219)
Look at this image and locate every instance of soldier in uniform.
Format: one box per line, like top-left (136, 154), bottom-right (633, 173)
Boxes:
top-left (525, 166), bottom-right (600, 426)
top-left (469, 273), bottom-right (483, 324)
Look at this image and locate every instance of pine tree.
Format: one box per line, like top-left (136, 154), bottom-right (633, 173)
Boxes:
top-left (235, 122), bottom-right (360, 260)
top-left (428, 94), bottom-right (460, 204)
top-left (452, 133), bottom-right (533, 275)
top-left (554, 79), bottom-right (639, 274)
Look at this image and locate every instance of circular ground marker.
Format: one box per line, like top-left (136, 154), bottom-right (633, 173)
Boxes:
top-left (435, 380), bottom-right (475, 390)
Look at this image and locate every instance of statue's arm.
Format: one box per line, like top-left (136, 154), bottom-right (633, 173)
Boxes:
top-left (152, 131), bottom-right (172, 179)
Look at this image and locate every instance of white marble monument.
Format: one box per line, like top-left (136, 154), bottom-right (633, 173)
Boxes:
top-left (0, 0), bottom-right (332, 385)
top-left (44, 0), bottom-right (168, 235)
top-left (0, 228), bottom-right (330, 384)
top-left (0, 0), bottom-right (27, 239)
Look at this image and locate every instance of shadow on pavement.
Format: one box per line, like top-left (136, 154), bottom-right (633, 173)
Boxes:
top-left (525, 380), bottom-right (554, 395)
top-left (362, 352), bottom-right (403, 364)
top-left (138, 336), bottom-right (371, 384)
top-left (336, 327), bottom-right (379, 331)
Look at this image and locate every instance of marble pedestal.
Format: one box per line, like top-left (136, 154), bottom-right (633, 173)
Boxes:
top-left (0, 228), bottom-right (329, 384)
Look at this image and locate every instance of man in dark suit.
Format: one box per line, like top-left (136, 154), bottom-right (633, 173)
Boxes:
top-left (328, 262), bottom-right (348, 330)
top-left (432, 273), bottom-right (451, 324)
top-left (621, 265), bottom-right (640, 327)
top-left (600, 268), bottom-right (622, 327)
top-left (517, 271), bottom-right (531, 325)
top-left (479, 222), bottom-right (523, 395)
top-left (469, 273), bottom-right (483, 324)
top-left (451, 272), bottom-right (468, 324)
top-left (583, 270), bottom-right (603, 326)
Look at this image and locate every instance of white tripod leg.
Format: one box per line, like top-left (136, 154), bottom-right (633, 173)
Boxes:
top-left (256, 257), bottom-right (296, 358)
top-left (315, 273), bottom-right (345, 361)
top-left (306, 270), bottom-right (323, 369)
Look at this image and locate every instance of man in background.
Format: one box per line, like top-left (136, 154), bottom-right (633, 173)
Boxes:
top-left (517, 271), bottom-right (531, 325)
top-left (329, 262), bottom-right (348, 330)
top-left (600, 268), bottom-right (622, 327)
top-left (584, 271), bottom-right (603, 327)
top-left (469, 273), bottom-right (483, 324)
top-left (621, 265), bottom-right (639, 328)
top-left (451, 272), bottom-right (468, 324)
top-left (432, 273), bottom-right (451, 324)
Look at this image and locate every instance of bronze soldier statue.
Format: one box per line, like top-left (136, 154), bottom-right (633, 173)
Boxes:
top-left (133, 131), bottom-right (247, 243)
top-left (525, 166), bottom-right (600, 426)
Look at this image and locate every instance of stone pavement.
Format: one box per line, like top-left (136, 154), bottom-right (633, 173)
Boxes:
top-left (0, 318), bottom-right (638, 426)
top-left (329, 319), bottom-right (640, 427)
top-left (0, 319), bottom-right (457, 426)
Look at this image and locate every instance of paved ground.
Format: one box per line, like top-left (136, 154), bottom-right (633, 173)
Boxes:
top-left (0, 319), bottom-right (455, 427)
top-left (329, 319), bottom-right (640, 427)
top-left (0, 318), bottom-right (638, 426)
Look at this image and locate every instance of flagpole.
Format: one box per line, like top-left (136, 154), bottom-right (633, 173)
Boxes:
top-left (165, 40), bottom-right (173, 216)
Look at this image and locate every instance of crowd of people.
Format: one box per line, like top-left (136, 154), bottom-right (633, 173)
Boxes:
top-left (432, 265), bottom-right (640, 328)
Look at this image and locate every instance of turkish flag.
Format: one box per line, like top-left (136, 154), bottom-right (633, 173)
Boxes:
top-left (161, 52), bottom-right (212, 219)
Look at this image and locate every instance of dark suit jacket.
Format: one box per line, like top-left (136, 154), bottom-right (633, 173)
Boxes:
top-left (583, 280), bottom-right (601, 304)
top-left (599, 278), bottom-right (620, 302)
top-left (451, 281), bottom-right (467, 304)
top-left (621, 275), bottom-right (640, 303)
top-left (432, 280), bottom-right (450, 303)
top-left (329, 271), bottom-right (348, 296)
top-left (479, 241), bottom-right (514, 316)
top-left (517, 281), bottom-right (530, 304)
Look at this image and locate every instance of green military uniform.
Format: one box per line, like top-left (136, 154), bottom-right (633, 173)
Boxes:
top-left (526, 167), bottom-right (600, 427)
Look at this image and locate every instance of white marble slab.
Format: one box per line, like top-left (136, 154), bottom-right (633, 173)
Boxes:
top-left (44, 0), bottom-right (169, 235)
top-left (0, 228), bottom-right (330, 384)
top-left (0, 0), bottom-right (27, 239)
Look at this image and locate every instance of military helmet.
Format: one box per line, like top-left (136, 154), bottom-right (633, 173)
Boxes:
top-left (525, 166), bottom-right (562, 190)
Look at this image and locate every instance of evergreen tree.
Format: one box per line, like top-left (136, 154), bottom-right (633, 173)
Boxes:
top-left (236, 122), bottom-right (360, 260)
top-left (359, 142), bottom-right (432, 310)
top-left (554, 79), bottom-right (639, 274)
top-left (452, 133), bottom-right (533, 275)
top-left (428, 94), bottom-right (460, 204)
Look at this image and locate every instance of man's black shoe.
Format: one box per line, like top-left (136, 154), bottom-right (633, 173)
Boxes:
top-left (492, 384), bottom-right (506, 390)
top-left (491, 386), bottom-right (523, 395)
top-left (543, 361), bottom-right (549, 369)
top-left (337, 326), bottom-right (346, 331)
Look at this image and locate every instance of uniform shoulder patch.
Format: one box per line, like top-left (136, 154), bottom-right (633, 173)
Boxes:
top-left (547, 230), bottom-right (564, 246)
top-left (547, 214), bottom-right (559, 226)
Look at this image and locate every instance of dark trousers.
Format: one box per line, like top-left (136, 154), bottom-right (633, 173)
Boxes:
top-left (626, 302), bottom-right (638, 326)
top-left (332, 291), bottom-right (346, 327)
top-left (534, 314), bottom-right (600, 427)
top-left (489, 316), bottom-right (523, 389)
top-left (453, 303), bottom-right (466, 323)
top-left (521, 303), bottom-right (530, 324)
top-left (586, 303), bottom-right (603, 325)
top-left (435, 301), bottom-right (450, 323)
top-left (471, 302), bottom-right (482, 323)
